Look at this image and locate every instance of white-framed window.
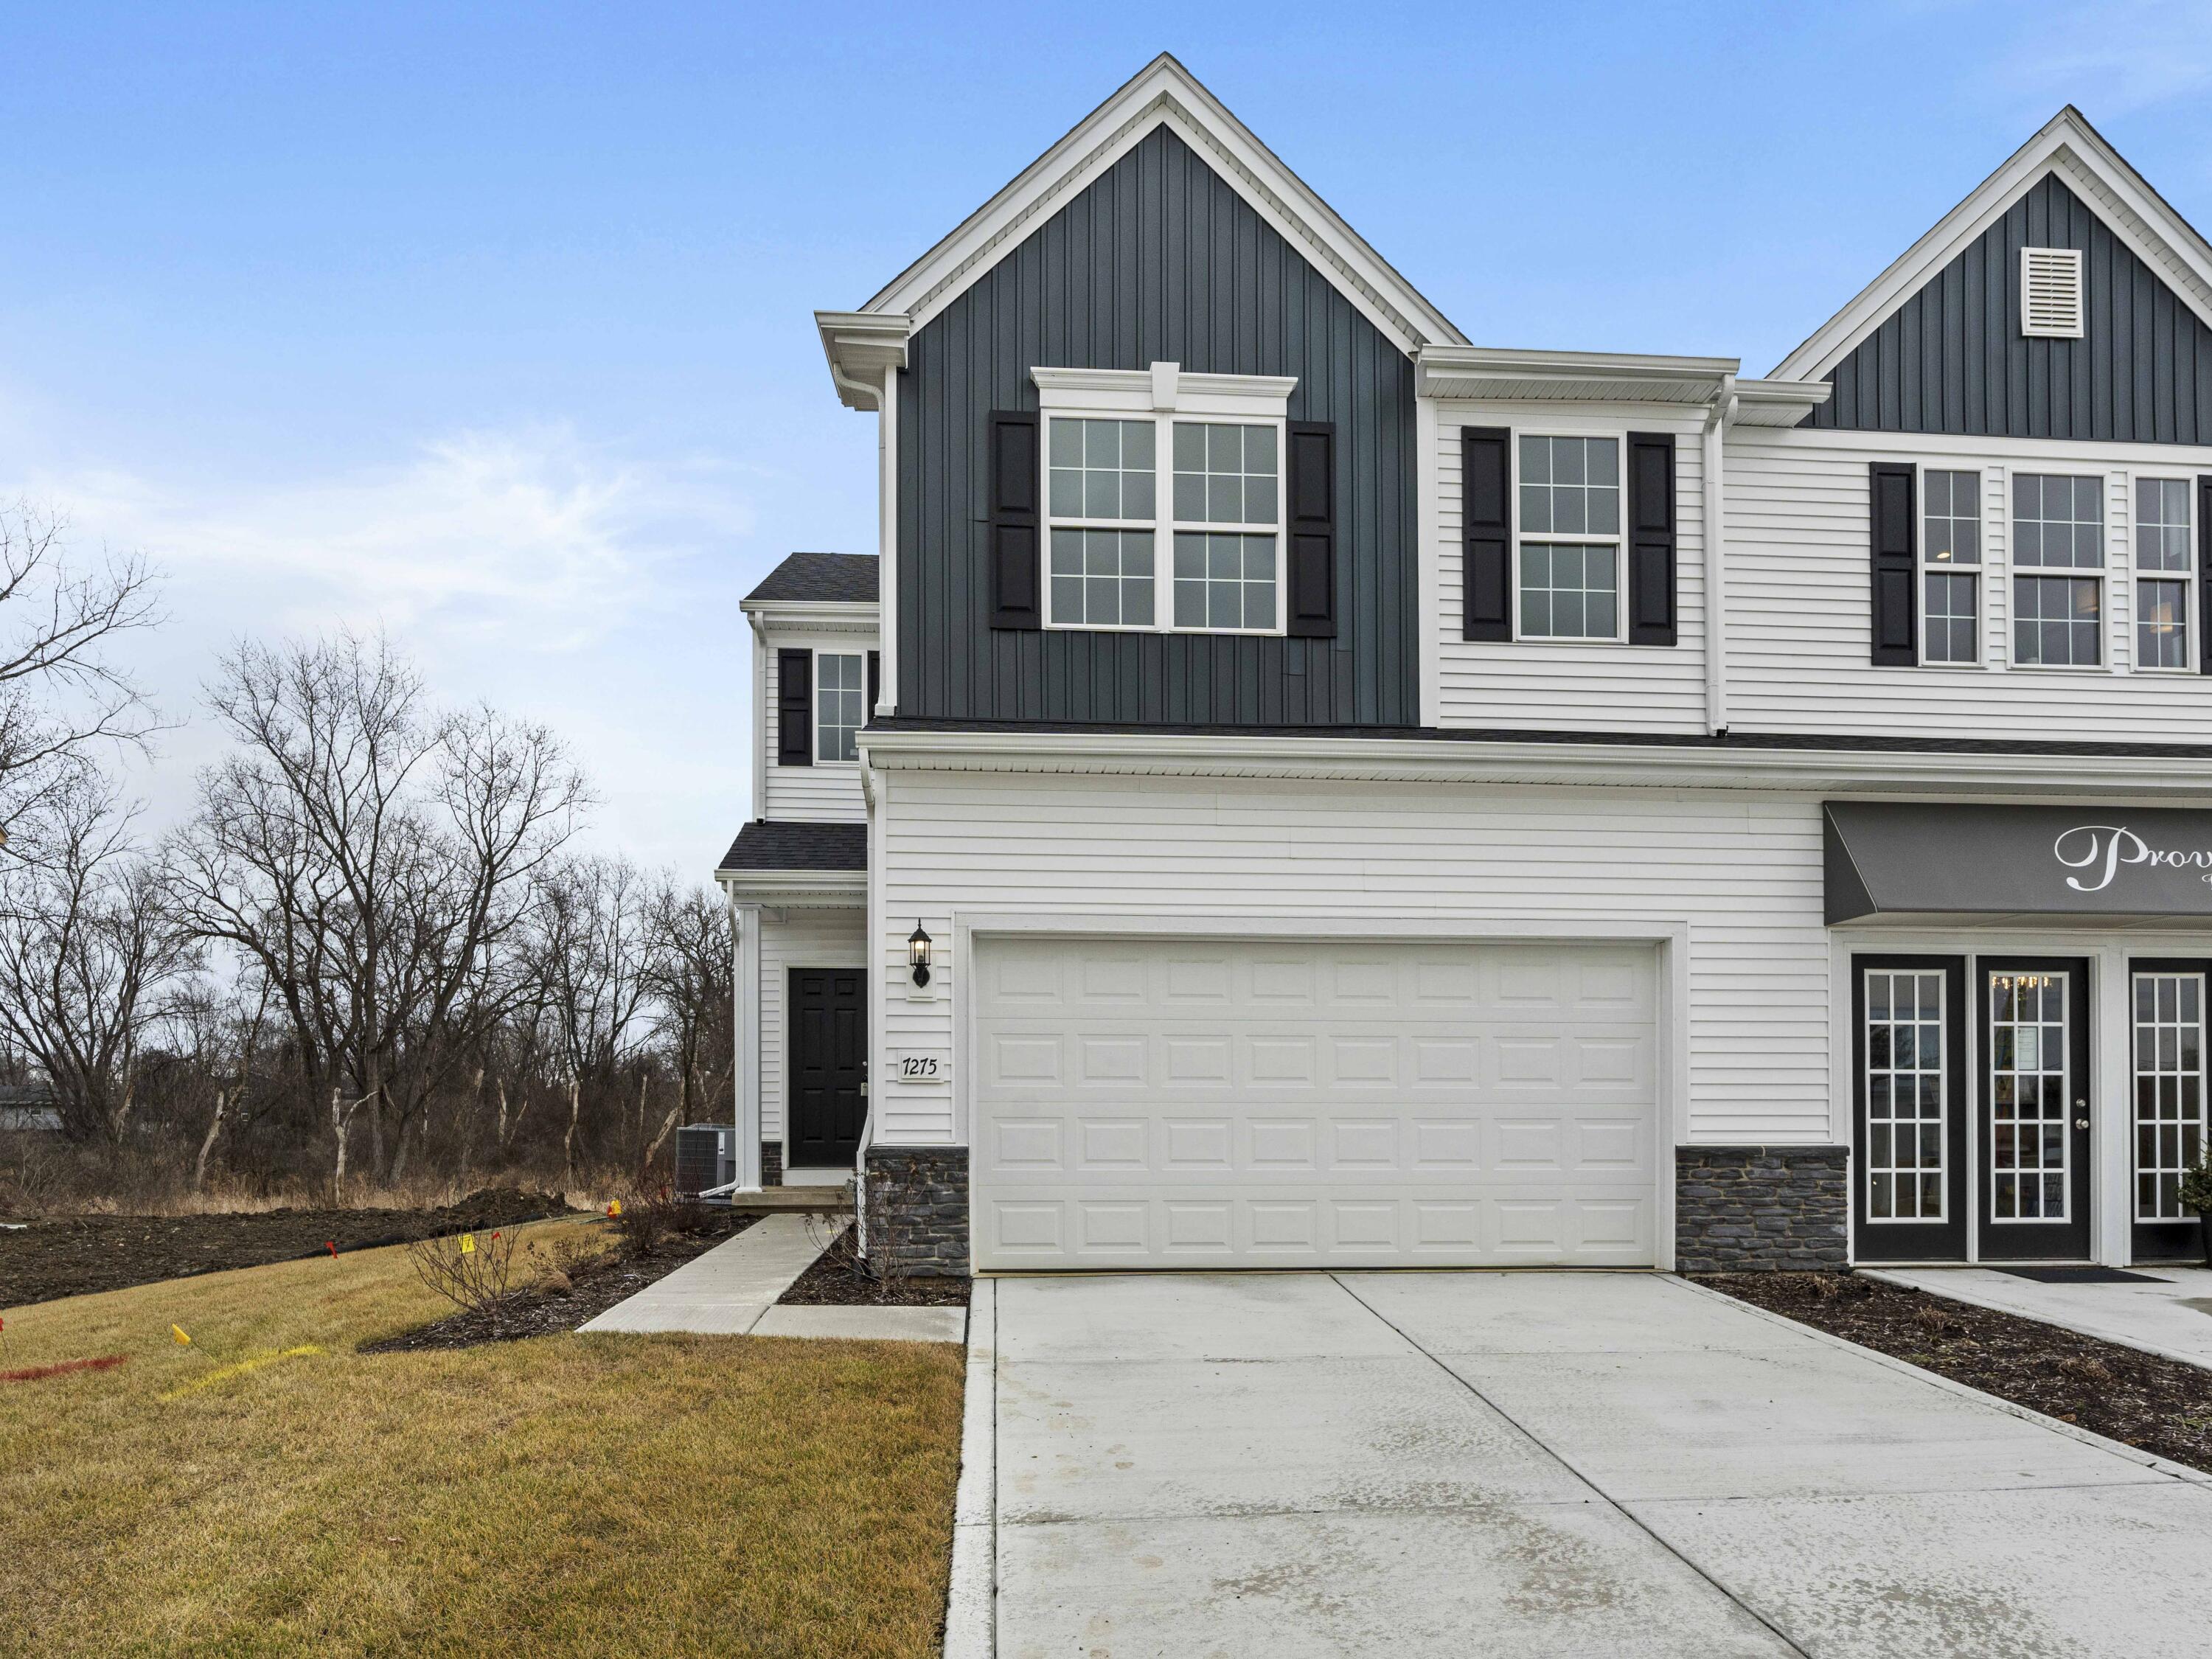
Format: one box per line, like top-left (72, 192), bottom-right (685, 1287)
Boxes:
top-left (1864, 968), bottom-right (1947, 1222)
top-left (1921, 469), bottom-right (1981, 664)
top-left (1042, 409), bottom-right (1282, 635)
top-left (2010, 473), bottom-right (2104, 667)
top-left (1172, 422), bottom-right (1279, 633)
top-left (2134, 971), bottom-right (2206, 1222)
top-left (815, 652), bottom-right (865, 762)
top-left (1516, 434), bottom-right (1621, 641)
top-left (1046, 417), bottom-right (1156, 630)
top-left (2137, 477), bottom-right (2195, 672)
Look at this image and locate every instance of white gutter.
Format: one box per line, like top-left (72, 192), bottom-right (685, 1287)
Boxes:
top-left (1704, 373), bottom-right (1736, 736)
top-left (859, 725), bottom-right (2212, 800)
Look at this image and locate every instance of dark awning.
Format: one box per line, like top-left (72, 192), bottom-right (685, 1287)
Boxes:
top-left (1826, 801), bottom-right (2212, 924)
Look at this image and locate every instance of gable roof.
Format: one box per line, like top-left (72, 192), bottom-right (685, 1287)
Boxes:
top-left (1774, 105), bottom-right (2212, 381)
top-left (742, 552), bottom-right (878, 606)
top-left (851, 53), bottom-right (1464, 358)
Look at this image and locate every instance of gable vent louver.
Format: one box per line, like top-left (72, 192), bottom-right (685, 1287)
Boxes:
top-left (2020, 246), bottom-right (2084, 339)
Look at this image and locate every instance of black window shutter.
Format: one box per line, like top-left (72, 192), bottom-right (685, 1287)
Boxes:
top-left (1461, 427), bottom-right (1512, 641)
top-left (1626, 433), bottom-right (1677, 647)
top-left (866, 649), bottom-right (881, 714)
top-left (1285, 421), bottom-right (1336, 639)
top-left (988, 411), bottom-right (1041, 630)
top-left (1869, 463), bottom-right (1919, 667)
top-left (2198, 476), bottom-right (2212, 675)
top-left (777, 647), bottom-right (813, 766)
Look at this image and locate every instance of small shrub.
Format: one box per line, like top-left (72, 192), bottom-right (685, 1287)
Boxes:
top-left (2180, 1154), bottom-right (2212, 1219)
top-left (2057, 1353), bottom-right (2115, 1388)
top-left (609, 1190), bottom-right (715, 1259)
top-left (405, 1230), bottom-right (518, 1330)
top-left (1910, 1300), bottom-right (1964, 1340)
top-left (804, 1211), bottom-right (900, 1285)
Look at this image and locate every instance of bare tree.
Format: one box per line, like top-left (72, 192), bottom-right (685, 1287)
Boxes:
top-left (0, 505), bottom-right (161, 858)
top-left (529, 854), bottom-right (655, 1180)
top-left (171, 633), bottom-right (589, 1182)
top-left (641, 875), bottom-right (735, 1169)
top-left (0, 779), bottom-right (200, 1144)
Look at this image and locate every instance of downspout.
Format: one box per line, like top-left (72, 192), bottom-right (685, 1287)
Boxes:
top-left (875, 365), bottom-right (899, 717)
top-left (1703, 374), bottom-right (1737, 736)
top-left (746, 611), bottom-right (768, 822)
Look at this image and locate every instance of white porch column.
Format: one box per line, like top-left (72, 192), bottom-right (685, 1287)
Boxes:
top-left (2095, 942), bottom-right (2132, 1265)
top-left (736, 899), bottom-right (765, 1192)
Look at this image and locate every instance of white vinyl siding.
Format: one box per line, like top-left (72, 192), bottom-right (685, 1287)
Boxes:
top-left (872, 769), bottom-right (1830, 1150)
top-left (1726, 429), bottom-right (2212, 740)
top-left (757, 908), bottom-right (866, 1146)
top-left (1436, 411), bottom-right (1708, 731)
top-left (759, 631), bottom-right (873, 823)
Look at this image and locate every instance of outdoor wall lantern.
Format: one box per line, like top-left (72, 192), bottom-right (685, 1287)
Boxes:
top-left (908, 922), bottom-right (933, 988)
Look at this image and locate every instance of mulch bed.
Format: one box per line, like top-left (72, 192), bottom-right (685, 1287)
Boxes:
top-left (1703, 1270), bottom-right (2212, 1475)
top-left (361, 1211), bottom-right (764, 1352)
top-left (779, 1227), bottom-right (970, 1307)
top-left (0, 1189), bottom-right (574, 1309)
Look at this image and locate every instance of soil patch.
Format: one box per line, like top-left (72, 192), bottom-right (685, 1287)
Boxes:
top-left (0, 1189), bottom-right (573, 1309)
top-left (1703, 1270), bottom-right (2212, 1475)
top-left (362, 1211), bottom-right (764, 1352)
top-left (779, 1227), bottom-right (970, 1307)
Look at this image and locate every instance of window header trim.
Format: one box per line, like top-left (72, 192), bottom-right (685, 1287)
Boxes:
top-left (1032, 362), bottom-right (1298, 418)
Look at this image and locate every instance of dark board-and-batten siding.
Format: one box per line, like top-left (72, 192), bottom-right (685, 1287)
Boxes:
top-left (896, 125), bottom-right (1418, 726)
top-left (1809, 174), bottom-right (2212, 443)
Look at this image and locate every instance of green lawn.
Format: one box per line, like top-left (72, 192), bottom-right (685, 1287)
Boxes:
top-left (0, 1219), bottom-right (964, 1657)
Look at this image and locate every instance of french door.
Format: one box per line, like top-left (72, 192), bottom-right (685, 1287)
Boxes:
top-left (1976, 959), bottom-right (2092, 1262)
top-left (1852, 953), bottom-right (2093, 1263)
top-left (2131, 959), bottom-right (2211, 1262)
top-left (1854, 957), bottom-right (1969, 1262)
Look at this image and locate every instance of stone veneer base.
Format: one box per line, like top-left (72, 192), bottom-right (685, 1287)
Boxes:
top-left (863, 1146), bottom-right (970, 1278)
top-left (1674, 1145), bottom-right (1850, 1272)
top-left (760, 1142), bottom-right (784, 1189)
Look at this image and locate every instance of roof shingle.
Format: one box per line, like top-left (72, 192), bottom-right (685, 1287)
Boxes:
top-left (716, 820), bottom-right (869, 874)
top-left (744, 552), bottom-right (878, 605)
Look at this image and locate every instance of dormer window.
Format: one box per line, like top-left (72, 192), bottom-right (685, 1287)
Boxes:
top-left (2020, 247), bottom-right (2084, 339)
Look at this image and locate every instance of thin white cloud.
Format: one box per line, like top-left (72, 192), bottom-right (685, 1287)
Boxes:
top-left (21, 425), bottom-right (755, 652)
top-left (1993, 0), bottom-right (2212, 118)
top-left (4, 425), bottom-right (764, 872)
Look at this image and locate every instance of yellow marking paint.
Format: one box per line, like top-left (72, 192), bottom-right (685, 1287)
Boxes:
top-left (161, 1344), bottom-right (325, 1401)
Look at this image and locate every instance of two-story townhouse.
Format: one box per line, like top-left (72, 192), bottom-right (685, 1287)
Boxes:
top-left (721, 54), bottom-right (2212, 1278)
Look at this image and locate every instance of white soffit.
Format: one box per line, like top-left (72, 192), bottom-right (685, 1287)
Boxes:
top-left (855, 53), bottom-right (1465, 357)
top-left (1773, 105), bottom-right (2212, 381)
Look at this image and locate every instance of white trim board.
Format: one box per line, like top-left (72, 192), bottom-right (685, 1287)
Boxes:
top-left (1774, 106), bottom-right (2212, 381)
top-left (852, 54), bottom-right (1464, 356)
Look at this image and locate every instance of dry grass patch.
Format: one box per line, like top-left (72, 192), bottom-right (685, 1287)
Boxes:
top-left (0, 1218), bottom-right (964, 1658)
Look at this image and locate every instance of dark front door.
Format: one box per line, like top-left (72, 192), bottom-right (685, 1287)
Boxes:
top-left (1978, 959), bottom-right (2093, 1262)
top-left (789, 968), bottom-right (866, 1168)
top-left (1853, 956), bottom-right (1969, 1262)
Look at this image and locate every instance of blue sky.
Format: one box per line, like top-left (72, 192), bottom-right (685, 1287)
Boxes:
top-left (5, 1), bottom-right (2211, 869)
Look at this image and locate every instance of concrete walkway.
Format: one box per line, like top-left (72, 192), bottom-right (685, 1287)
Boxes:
top-left (1873, 1265), bottom-right (2212, 1371)
top-left (577, 1214), bottom-right (964, 1341)
top-left (951, 1271), bottom-right (2212, 1658)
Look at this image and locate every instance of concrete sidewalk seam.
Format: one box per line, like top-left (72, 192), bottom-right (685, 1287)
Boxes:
top-left (1666, 1275), bottom-right (2212, 1492)
top-left (1329, 1272), bottom-right (1815, 1659)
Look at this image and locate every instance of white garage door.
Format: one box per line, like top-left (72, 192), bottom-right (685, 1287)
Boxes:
top-left (970, 936), bottom-right (1660, 1270)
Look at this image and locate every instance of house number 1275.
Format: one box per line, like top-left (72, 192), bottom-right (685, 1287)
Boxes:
top-left (891, 1051), bottom-right (947, 1082)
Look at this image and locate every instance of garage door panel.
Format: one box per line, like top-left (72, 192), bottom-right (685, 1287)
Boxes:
top-left (973, 938), bottom-right (1660, 1270)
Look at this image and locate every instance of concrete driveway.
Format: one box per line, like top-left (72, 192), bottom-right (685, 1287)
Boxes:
top-left (955, 1271), bottom-right (2212, 1658)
